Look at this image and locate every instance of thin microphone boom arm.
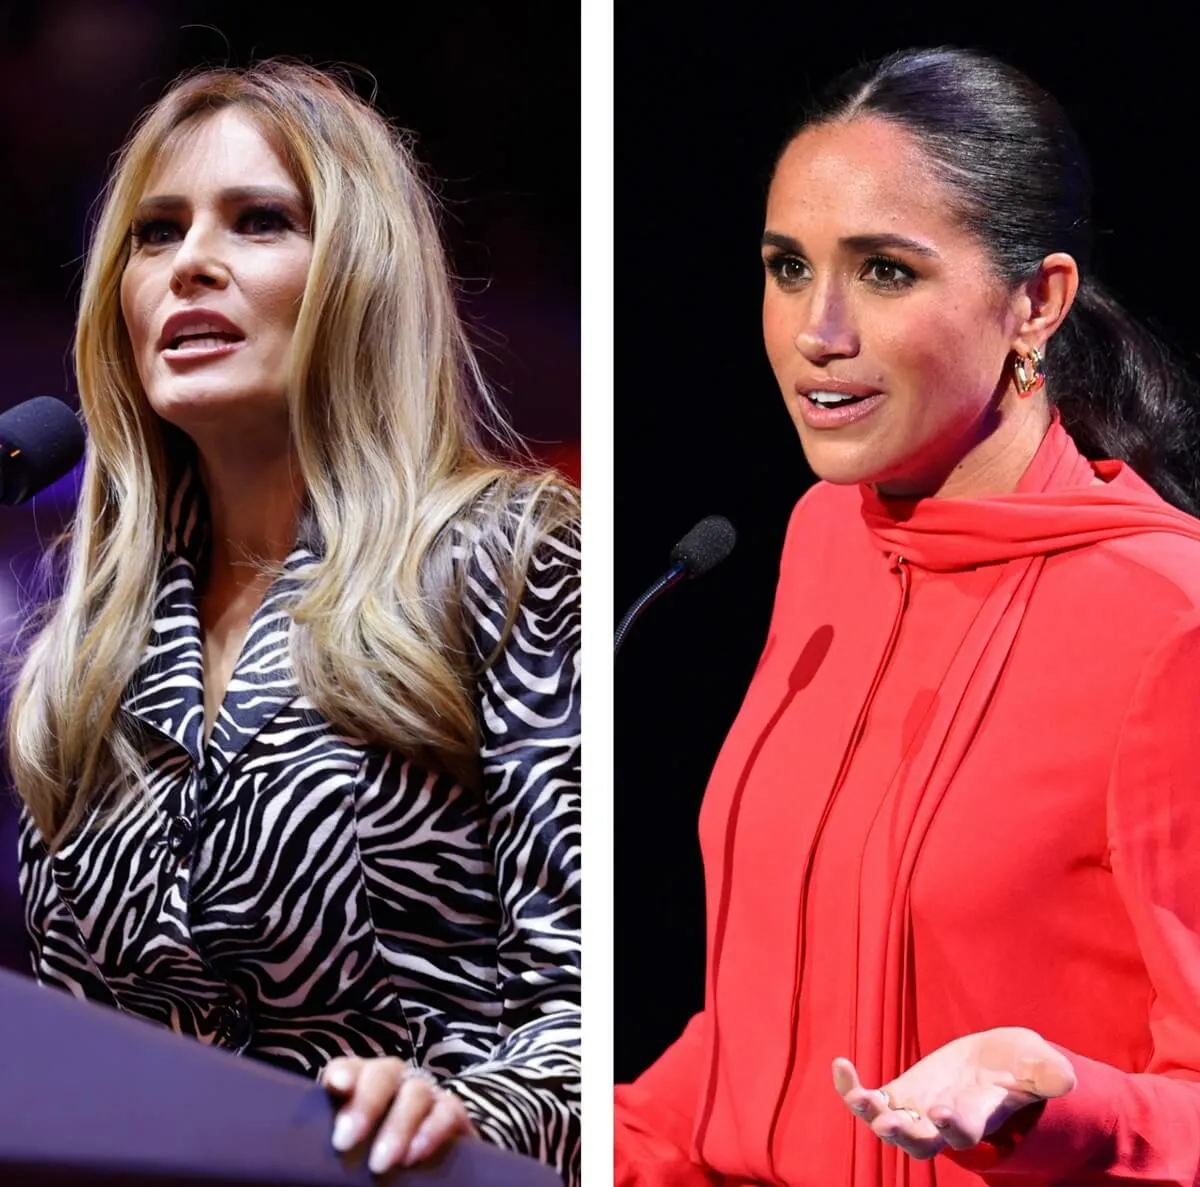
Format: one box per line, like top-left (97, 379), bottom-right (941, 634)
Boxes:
top-left (613, 562), bottom-right (685, 655)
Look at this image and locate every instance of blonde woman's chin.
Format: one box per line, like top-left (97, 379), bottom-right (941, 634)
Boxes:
top-left (146, 383), bottom-right (290, 426)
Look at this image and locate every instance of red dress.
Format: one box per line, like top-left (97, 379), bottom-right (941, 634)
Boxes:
top-left (615, 420), bottom-right (1200, 1185)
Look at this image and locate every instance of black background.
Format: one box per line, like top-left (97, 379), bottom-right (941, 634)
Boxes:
top-left (614, 5), bottom-right (1200, 1081)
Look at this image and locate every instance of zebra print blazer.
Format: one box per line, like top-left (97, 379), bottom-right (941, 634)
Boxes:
top-left (18, 469), bottom-right (581, 1183)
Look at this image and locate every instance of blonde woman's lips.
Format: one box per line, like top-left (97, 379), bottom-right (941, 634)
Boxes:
top-left (158, 308), bottom-right (246, 352)
top-left (161, 337), bottom-right (246, 364)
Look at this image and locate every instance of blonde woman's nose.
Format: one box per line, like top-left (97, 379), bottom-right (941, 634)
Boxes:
top-left (169, 222), bottom-right (231, 294)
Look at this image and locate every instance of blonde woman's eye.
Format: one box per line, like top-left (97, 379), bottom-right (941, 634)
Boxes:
top-left (130, 218), bottom-right (180, 247)
top-left (238, 206), bottom-right (295, 235)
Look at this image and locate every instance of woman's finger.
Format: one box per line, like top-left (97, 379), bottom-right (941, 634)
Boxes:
top-left (331, 1056), bottom-right (408, 1153)
top-left (870, 1101), bottom-right (945, 1159)
top-left (924, 1082), bottom-right (1010, 1150)
top-left (367, 1073), bottom-right (439, 1174)
top-left (834, 1057), bottom-right (943, 1156)
top-left (923, 1105), bottom-right (980, 1151)
top-left (832, 1058), bottom-right (888, 1123)
top-left (321, 1056), bottom-right (363, 1098)
top-left (403, 1090), bottom-right (475, 1167)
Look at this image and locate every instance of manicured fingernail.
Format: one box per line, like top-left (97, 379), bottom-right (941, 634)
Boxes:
top-left (331, 1112), bottom-right (363, 1152)
top-left (325, 1066), bottom-right (353, 1092)
top-left (368, 1134), bottom-right (399, 1174)
top-left (852, 1100), bottom-right (870, 1116)
top-left (404, 1132), bottom-right (430, 1166)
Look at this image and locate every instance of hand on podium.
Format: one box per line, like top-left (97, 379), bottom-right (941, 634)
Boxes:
top-left (0, 969), bottom-right (561, 1185)
top-left (322, 1056), bottom-right (479, 1175)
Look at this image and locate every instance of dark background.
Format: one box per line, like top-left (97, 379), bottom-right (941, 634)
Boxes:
top-left (614, 6), bottom-right (1200, 1081)
top-left (0, 2), bottom-right (578, 973)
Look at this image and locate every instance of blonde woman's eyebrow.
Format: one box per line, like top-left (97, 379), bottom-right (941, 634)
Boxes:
top-left (132, 185), bottom-right (304, 216)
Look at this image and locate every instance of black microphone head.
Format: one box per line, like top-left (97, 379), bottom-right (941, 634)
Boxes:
top-left (668, 514), bottom-right (736, 578)
top-left (0, 397), bottom-right (85, 506)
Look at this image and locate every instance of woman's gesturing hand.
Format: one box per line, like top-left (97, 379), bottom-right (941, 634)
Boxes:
top-left (832, 1027), bottom-right (1077, 1160)
top-left (322, 1055), bottom-right (478, 1175)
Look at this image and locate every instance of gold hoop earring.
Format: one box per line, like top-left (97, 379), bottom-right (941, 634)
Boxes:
top-left (1014, 347), bottom-right (1046, 396)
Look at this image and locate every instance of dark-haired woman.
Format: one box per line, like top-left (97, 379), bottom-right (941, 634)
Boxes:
top-left (615, 47), bottom-right (1200, 1187)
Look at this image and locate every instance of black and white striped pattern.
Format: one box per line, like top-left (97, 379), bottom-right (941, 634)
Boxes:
top-left (18, 469), bottom-right (581, 1184)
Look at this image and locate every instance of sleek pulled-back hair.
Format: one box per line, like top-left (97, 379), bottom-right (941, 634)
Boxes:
top-left (792, 46), bottom-right (1200, 514)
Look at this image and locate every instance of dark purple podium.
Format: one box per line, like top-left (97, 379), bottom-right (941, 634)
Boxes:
top-left (0, 969), bottom-right (563, 1185)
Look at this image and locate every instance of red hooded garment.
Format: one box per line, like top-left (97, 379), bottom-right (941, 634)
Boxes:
top-left (615, 419), bottom-right (1200, 1186)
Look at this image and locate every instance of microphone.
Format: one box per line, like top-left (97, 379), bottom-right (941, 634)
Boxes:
top-left (615, 515), bottom-right (736, 654)
top-left (0, 397), bottom-right (85, 506)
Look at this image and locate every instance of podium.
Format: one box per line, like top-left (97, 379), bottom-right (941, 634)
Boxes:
top-left (0, 968), bottom-right (563, 1184)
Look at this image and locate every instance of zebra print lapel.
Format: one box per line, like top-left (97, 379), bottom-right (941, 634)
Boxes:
top-left (119, 463), bottom-right (314, 776)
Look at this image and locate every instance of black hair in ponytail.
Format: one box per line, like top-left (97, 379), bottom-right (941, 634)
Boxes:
top-left (789, 47), bottom-right (1200, 514)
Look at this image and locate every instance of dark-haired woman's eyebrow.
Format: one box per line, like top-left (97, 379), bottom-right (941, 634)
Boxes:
top-left (761, 230), bottom-right (803, 253)
top-left (840, 233), bottom-right (940, 259)
top-left (761, 230), bottom-right (940, 261)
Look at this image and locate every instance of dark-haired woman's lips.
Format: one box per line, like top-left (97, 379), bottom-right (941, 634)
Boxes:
top-left (795, 383), bottom-right (884, 429)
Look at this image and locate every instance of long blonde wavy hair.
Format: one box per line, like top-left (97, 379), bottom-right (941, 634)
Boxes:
top-left (6, 61), bottom-right (577, 848)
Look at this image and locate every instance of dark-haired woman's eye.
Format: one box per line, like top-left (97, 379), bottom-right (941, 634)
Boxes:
top-left (130, 218), bottom-right (181, 248)
top-left (861, 255), bottom-right (916, 291)
top-left (238, 205), bottom-right (296, 236)
top-left (764, 253), bottom-right (809, 289)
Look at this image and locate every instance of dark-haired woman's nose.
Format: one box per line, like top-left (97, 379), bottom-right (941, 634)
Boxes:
top-left (169, 223), bottom-right (231, 295)
top-left (793, 283), bottom-right (859, 363)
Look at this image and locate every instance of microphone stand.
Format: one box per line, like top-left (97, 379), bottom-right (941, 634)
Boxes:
top-left (614, 562), bottom-right (685, 654)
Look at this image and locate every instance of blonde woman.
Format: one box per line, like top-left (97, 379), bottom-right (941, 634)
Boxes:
top-left (5, 62), bottom-right (580, 1182)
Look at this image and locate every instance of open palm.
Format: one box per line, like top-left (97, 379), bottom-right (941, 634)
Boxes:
top-left (833, 1027), bottom-right (1077, 1160)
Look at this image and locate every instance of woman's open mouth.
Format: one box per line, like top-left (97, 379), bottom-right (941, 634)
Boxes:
top-left (797, 389), bottom-right (885, 428)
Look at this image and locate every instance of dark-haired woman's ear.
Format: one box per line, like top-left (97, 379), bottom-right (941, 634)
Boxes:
top-left (1012, 251), bottom-right (1080, 356)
